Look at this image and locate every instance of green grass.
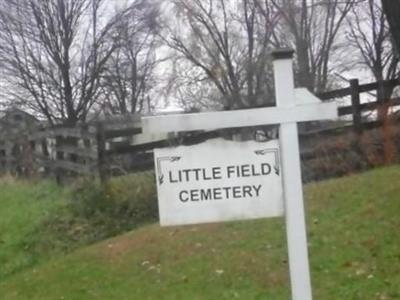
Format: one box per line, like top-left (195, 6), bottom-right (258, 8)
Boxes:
top-left (1, 166), bottom-right (400, 299)
top-left (0, 177), bottom-right (65, 280)
top-left (0, 172), bottom-right (157, 283)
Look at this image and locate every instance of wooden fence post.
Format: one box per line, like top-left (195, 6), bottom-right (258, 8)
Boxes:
top-left (350, 79), bottom-right (363, 134)
top-left (55, 135), bottom-right (64, 185)
top-left (96, 122), bottom-right (108, 184)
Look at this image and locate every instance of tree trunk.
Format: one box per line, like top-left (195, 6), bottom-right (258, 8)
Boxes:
top-left (296, 38), bottom-right (313, 91)
top-left (382, 0), bottom-right (400, 56)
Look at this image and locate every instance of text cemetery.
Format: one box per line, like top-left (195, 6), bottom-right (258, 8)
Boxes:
top-left (179, 184), bottom-right (262, 202)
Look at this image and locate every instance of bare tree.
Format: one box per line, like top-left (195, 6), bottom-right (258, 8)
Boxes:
top-left (347, 0), bottom-right (399, 119)
top-left (165, 0), bottom-right (279, 110)
top-left (270, 0), bottom-right (355, 93)
top-left (0, 0), bottom-right (131, 125)
top-left (101, 0), bottom-right (160, 115)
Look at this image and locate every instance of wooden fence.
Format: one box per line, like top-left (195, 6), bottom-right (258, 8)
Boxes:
top-left (0, 115), bottom-right (144, 182)
top-left (314, 78), bottom-right (400, 134)
top-left (0, 78), bottom-right (399, 182)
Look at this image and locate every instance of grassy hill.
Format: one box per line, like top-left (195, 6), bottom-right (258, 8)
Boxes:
top-left (1, 166), bottom-right (400, 299)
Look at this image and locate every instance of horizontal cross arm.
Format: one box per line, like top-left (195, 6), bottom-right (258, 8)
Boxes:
top-left (142, 102), bottom-right (338, 133)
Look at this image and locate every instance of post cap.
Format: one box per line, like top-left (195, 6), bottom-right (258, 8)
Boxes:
top-left (271, 48), bottom-right (295, 60)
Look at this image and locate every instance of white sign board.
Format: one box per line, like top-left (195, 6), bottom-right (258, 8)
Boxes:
top-left (154, 138), bottom-right (283, 226)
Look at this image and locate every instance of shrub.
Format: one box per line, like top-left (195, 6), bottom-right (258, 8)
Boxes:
top-left (102, 171), bottom-right (159, 229)
top-left (34, 171), bottom-right (158, 254)
top-left (301, 123), bottom-right (400, 182)
top-left (69, 171), bottom-right (158, 233)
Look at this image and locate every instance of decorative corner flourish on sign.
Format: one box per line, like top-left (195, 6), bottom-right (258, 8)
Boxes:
top-left (156, 156), bottom-right (181, 185)
top-left (254, 148), bottom-right (280, 175)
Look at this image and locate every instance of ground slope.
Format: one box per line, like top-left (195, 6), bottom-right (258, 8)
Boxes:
top-left (1, 166), bottom-right (399, 300)
top-left (0, 179), bottom-right (64, 280)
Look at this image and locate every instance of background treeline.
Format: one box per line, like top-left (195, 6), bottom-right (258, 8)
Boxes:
top-left (0, 0), bottom-right (398, 123)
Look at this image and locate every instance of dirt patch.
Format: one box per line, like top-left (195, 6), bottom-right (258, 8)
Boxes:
top-left (95, 223), bottom-right (223, 264)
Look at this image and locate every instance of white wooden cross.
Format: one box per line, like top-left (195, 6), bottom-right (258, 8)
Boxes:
top-left (142, 49), bottom-right (338, 300)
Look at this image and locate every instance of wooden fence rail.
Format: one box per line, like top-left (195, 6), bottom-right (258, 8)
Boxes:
top-left (317, 78), bottom-right (400, 133)
top-left (317, 79), bottom-right (399, 100)
top-left (0, 78), bottom-right (399, 181)
top-left (0, 115), bottom-right (143, 181)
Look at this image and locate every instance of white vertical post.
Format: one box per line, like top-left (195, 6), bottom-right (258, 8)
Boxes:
top-left (272, 49), bottom-right (313, 300)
